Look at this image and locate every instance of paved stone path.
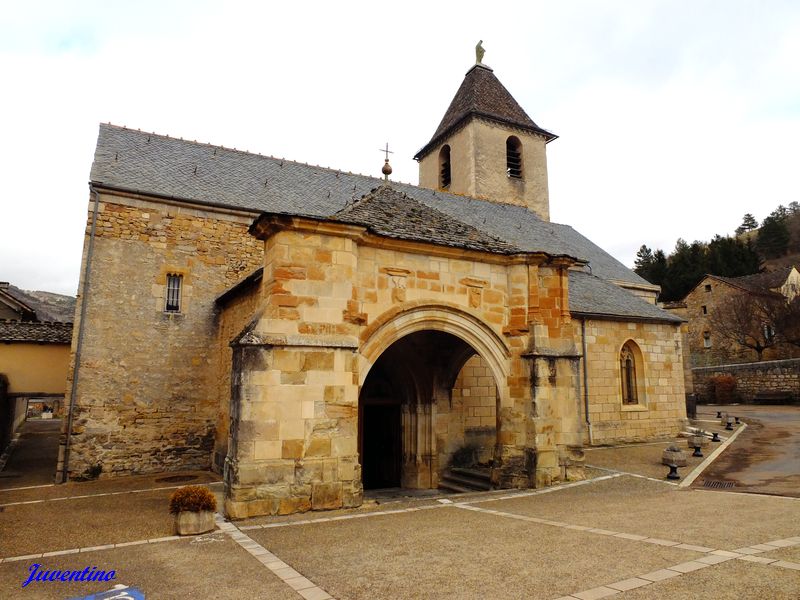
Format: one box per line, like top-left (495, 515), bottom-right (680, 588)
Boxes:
top-left (0, 418), bottom-right (61, 488)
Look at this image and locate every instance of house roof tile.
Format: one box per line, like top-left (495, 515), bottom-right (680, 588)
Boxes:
top-left (0, 320), bottom-right (73, 344)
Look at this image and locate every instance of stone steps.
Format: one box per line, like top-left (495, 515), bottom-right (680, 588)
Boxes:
top-left (439, 467), bottom-right (492, 493)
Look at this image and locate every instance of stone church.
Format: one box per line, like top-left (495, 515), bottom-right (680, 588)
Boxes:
top-left (58, 56), bottom-right (687, 517)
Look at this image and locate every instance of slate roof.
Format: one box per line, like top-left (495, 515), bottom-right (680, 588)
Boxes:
top-left (0, 320), bottom-right (73, 344)
top-left (714, 267), bottom-right (796, 295)
top-left (0, 285), bottom-right (76, 323)
top-left (91, 125), bottom-right (648, 285)
top-left (414, 64), bottom-right (556, 160)
top-left (569, 272), bottom-right (683, 323)
top-left (331, 185), bottom-right (523, 255)
top-left (90, 124), bottom-right (677, 323)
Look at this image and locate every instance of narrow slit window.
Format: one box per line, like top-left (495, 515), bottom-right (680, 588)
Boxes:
top-left (619, 343), bottom-right (640, 405)
top-left (506, 136), bottom-right (523, 179)
top-left (439, 145), bottom-right (451, 189)
top-left (165, 274), bottom-right (182, 312)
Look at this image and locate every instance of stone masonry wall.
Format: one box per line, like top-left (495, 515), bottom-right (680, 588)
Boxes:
top-left (682, 278), bottom-right (800, 367)
top-left (417, 119), bottom-right (550, 220)
top-left (693, 358), bottom-right (800, 404)
top-left (225, 221), bottom-right (587, 516)
top-left (450, 354), bottom-right (498, 465)
top-left (214, 281), bottom-right (262, 472)
top-left (64, 192), bottom-right (262, 479)
top-left (577, 319), bottom-right (686, 444)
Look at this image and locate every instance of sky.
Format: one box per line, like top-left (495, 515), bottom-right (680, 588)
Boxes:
top-left (2, 1), bottom-right (799, 295)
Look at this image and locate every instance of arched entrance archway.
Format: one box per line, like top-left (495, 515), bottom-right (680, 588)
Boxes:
top-left (357, 306), bottom-right (511, 491)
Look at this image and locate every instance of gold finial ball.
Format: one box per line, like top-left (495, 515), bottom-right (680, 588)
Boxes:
top-left (382, 160), bottom-right (392, 176)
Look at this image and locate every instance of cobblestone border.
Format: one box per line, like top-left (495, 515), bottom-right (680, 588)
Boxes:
top-left (557, 536), bottom-right (800, 599)
top-left (0, 481), bottom-right (223, 508)
top-left (216, 514), bottom-right (335, 600)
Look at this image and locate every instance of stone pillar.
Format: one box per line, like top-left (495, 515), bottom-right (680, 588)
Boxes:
top-left (491, 351), bottom-right (534, 489)
top-left (224, 336), bottom-right (363, 519)
top-left (492, 259), bottom-right (584, 489)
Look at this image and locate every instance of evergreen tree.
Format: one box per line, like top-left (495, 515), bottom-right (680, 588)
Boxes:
top-left (772, 205), bottom-right (789, 220)
top-left (707, 235), bottom-right (760, 277)
top-left (650, 250), bottom-right (668, 286)
top-left (634, 245), bottom-right (669, 287)
top-left (735, 213), bottom-right (759, 235)
top-left (757, 214), bottom-right (790, 258)
top-left (660, 239), bottom-right (708, 301)
top-left (634, 245), bottom-right (654, 279)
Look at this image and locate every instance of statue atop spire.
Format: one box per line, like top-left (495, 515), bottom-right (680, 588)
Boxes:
top-left (475, 40), bottom-right (485, 64)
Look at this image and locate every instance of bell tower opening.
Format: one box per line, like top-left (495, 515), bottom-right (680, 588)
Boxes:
top-left (506, 136), bottom-right (523, 179)
top-left (439, 144), bottom-right (452, 189)
top-left (414, 53), bottom-right (557, 221)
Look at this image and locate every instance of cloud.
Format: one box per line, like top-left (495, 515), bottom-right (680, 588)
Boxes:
top-left (2, 1), bottom-right (799, 292)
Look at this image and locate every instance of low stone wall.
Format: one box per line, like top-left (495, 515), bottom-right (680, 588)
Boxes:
top-left (693, 359), bottom-right (800, 404)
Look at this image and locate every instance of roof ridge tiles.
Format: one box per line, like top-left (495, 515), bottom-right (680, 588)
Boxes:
top-left (102, 124), bottom-right (427, 187)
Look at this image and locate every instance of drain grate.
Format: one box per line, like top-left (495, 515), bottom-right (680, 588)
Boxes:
top-left (154, 475), bottom-right (199, 484)
top-left (703, 479), bottom-right (735, 489)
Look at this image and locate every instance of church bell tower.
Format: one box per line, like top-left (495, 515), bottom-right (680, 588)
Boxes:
top-left (414, 48), bottom-right (557, 221)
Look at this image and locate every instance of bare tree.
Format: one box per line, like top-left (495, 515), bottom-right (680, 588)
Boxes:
top-left (707, 292), bottom-right (783, 360)
top-left (774, 296), bottom-right (800, 348)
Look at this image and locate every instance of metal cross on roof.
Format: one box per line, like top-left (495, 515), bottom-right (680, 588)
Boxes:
top-left (379, 143), bottom-right (393, 181)
top-left (378, 142), bottom-right (393, 160)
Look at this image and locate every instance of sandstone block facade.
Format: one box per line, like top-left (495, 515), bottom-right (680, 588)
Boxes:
top-left (61, 192), bottom-right (262, 479)
top-left (576, 319), bottom-right (687, 443)
top-left (221, 217), bottom-right (591, 515)
top-left (418, 119), bottom-right (550, 220)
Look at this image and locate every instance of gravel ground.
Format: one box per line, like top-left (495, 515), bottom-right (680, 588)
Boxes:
top-left (620, 559), bottom-right (800, 599)
top-left (0, 489), bottom-right (177, 557)
top-left (0, 470), bottom-right (220, 505)
top-left (0, 535), bottom-right (297, 600)
top-left (763, 545), bottom-right (800, 562)
top-left (250, 503), bottom-right (699, 600)
top-left (237, 494), bottom-right (443, 528)
top-left (485, 476), bottom-right (800, 549)
top-left (2, 406), bottom-right (796, 599)
top-left (584, 440), bottom-right (707, 481)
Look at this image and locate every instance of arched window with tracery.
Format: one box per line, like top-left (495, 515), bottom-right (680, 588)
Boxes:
top-left (619, 342), bottom-right (641, 405)
top-left (506, 136), bottom-right (523, 179)
top-left (439, 145), bottom-right (451, 189)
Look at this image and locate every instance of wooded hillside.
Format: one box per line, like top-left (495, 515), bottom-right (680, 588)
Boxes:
top-left (634, 202), bottom-right (800, 302)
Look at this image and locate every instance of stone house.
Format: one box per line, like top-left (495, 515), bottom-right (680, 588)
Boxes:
top-left (665, 266), bottom-right (800, 367)
top-left (59, 60), bottom-right (687, 517)
top-left (0, 282), bottom-right (74, 453)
